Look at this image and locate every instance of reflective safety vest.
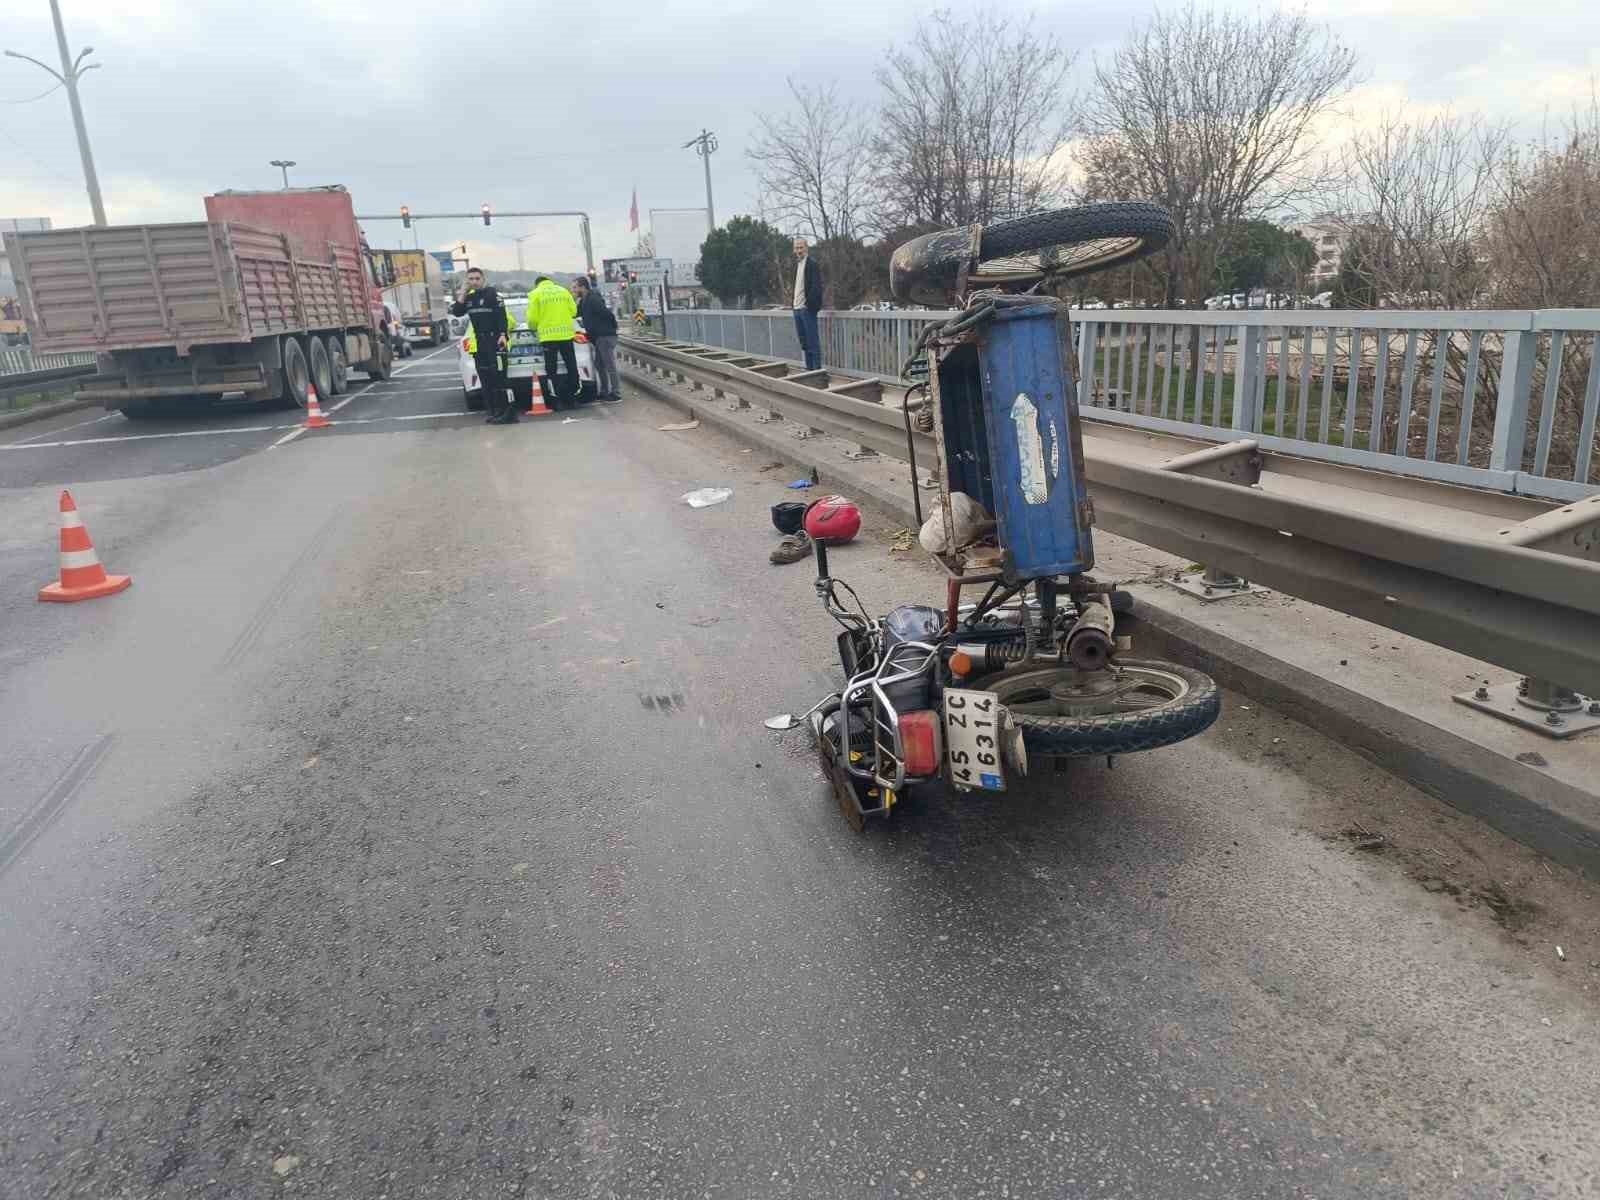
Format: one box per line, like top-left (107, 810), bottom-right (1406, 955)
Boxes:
top-left (465, 307), bottom-right (522, 355)
top-left (528, 279), bottom-right (577, 343)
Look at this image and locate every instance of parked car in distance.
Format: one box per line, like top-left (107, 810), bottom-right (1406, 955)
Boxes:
top-left (1310, 291), bottom-right (1334, 309)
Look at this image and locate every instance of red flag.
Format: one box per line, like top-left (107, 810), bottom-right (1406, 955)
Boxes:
top-left (629, 188), bottom-right (639, 232)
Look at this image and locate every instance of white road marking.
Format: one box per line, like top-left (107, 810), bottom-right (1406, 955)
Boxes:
top-left (5, 411), bottom-right (117, 446)
top-left (326, 343), bottom-right (458, 414)
top-left (1, 423), bottom-right (287, 450)
top-left (0, 352), bottom-right (467, 460)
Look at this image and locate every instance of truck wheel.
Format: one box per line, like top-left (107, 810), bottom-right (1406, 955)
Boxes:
top-left (282, 336), bottom-right (311, 408)
top-left (307, 336), bottom-right (334, 401)
top-left (367, 334), bottom-right (393, 381)
top-left (325, 335), bottom-right (350, 394)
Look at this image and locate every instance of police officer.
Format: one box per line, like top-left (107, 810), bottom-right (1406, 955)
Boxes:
top-left (451, 268), bottom-right (516, 424)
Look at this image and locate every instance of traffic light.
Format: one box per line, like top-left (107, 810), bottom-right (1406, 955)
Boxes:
top-left (481, 204), bottom-right (492, 227)
top-left (400, 205), bottom-right (411, 229)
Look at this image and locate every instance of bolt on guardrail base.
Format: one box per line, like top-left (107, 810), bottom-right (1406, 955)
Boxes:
top-left (1158, 440), bottom-right (1269, 602)
top-left (1453, 676), bottom-right (1600, 739)
top-left (1166, 564), bottom-right (1269, 602)
top-left (755, 409), bottom-right (782, 423)
top-left (844, 445), bottom-right (879, 460)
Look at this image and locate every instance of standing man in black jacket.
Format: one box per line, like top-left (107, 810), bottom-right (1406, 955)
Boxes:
top-left (573, 277), bottom-right (622, 403)
top-left (450, 268), bottom-right (516, 424)
top-left (791, 237), bottom-right (824, 370)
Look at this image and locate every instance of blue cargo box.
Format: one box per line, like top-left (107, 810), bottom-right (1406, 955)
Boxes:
top-left (975, 301), bottom-right (1094, 579)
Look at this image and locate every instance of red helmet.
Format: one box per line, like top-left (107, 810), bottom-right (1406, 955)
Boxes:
top-left (804, 494), bottom-right (862, 544)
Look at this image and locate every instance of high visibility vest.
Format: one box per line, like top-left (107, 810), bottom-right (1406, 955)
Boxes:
top-left (528, 280), bottom-right (577, 343)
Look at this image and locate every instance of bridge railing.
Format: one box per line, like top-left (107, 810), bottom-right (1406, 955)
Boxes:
top-left (1, 346), bottom-right (97, 376)
top-left (665, 307), bottom-right (1600, 501)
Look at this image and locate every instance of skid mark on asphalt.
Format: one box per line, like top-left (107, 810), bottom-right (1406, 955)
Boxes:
top-left (639, 692), bottom-right (687, 713)
top-left (0, 733), bottom-right (116, 877)
top-left (219, 512), bottom-right (343, 669)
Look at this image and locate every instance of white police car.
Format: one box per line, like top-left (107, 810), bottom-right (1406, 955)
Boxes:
top-left (458, 295), bottom-right (596, 411)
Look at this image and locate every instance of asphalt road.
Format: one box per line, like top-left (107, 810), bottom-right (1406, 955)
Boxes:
top-left (1, 364), bottom-right (1598, 1199)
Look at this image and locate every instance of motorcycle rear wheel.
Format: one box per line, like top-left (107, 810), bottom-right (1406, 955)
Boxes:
top-left (966, 658), bottom-right (1219, 758)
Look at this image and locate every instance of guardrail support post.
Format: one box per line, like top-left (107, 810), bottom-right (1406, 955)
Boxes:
top-left (1159, 440), bottom-right (1270, 602)
top-left (1452, 493), bottom-right (1600, 737)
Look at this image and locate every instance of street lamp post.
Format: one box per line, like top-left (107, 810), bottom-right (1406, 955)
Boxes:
top-left (269, 160), bottom-right (295, 189)
top-left (682, 129), bottom-right (717, 233)
top-left (4, 0), bottom-right (105, 225)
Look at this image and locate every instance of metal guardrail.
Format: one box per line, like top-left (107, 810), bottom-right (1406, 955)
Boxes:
top-left (665, 308), bottom-right (1600, 503)
top-left (0, 363), bottom-right (97, 404)
top-left (1, 346), bottom-right (97, 376)
top-left (620, 333), bottom-right (1600, 699)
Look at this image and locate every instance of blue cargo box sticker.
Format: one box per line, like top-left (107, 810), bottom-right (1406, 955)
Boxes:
top-left (1011, 392), bottom-right (1055, 505)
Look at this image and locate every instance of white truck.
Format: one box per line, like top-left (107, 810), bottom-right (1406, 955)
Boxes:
top-left (377, 248), bottom-right (450, 350)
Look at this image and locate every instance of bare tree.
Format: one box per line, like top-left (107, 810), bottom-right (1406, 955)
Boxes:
top-left (872, 8), bottom-right (1077, 232)
top-left (1080, 4), bottom-right (1358, 304)
top-left (1480, 94), bottom-right (1600, 477)
top-left (1332, 111), bottom-right (1507, 309)
top-left (747, 79), bottom-right (871, 243)
top-left (1482, 93), bottom-right (1600, 310)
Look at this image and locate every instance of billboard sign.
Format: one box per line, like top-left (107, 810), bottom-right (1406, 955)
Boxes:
top-left (602, 256), bottom-right (672, 286)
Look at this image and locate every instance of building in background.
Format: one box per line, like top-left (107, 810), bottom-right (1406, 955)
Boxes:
top-left (1290, 215), bottom-right (1354, 288)
top-left (1, 218), bottom-right (54, 299)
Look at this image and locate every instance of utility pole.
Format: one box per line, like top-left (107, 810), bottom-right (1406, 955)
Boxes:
top-left (682, 129), bottom-right (717, 232)
top-left (4, 0), bottom-right (106, 225)
top-left (270, 160), bottom-right (295, 189)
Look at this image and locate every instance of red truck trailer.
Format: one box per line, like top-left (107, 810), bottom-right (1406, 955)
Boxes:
top-left (1, 186), bottom-right (395, 418)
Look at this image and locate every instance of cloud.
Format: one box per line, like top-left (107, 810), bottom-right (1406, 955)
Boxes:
top-left (3, 0), bottom-right (1597, 270)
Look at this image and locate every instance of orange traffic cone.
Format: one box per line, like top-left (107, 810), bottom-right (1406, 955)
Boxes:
top-left (527, 373), bottom-right (553, 416)
top-left (303, 384), bottom-right (332, 429)
top-left (38, 490), bottom-right (132, 603)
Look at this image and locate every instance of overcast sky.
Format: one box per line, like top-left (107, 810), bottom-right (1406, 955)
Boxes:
top-left (3, 0), bottom-right (1597, 273)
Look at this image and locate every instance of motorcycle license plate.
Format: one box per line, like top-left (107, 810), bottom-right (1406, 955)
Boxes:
top-left (943, 688), bottom-right (1005, 791)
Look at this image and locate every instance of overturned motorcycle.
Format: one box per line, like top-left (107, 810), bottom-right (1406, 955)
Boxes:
top-left (766, 203), bottom-right (1221, 831)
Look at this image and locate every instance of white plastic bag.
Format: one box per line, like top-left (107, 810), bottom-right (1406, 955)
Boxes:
top-left (682, 487), bottom-right (733, 508)
top-left (919, 491), bottom-right (990, 554)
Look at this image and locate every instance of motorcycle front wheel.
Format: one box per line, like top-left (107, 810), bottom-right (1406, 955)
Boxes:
top-left (966, 658), bottom-right (1220, 758)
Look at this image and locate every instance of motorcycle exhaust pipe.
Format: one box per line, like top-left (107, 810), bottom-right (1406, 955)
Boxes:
top-left (1065, 596), bottom-right (1116, 671)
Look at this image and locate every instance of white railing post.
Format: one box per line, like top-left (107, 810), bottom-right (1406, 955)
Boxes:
top-left (1232, 324), bottom-right (1258, 432)
top-left (1490, 329), bottom-right (1536, 472)
top-left (1077, 321), bottom-right (1098, 410)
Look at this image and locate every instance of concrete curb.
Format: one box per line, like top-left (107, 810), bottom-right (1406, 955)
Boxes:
top-left (0, 394), bottom-right (100, 432)
top-left (625, 362), bottom-right (1600, 877)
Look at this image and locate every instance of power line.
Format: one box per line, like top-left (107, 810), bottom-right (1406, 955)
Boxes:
top-left (1, 80), bottom-right (64, 103)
